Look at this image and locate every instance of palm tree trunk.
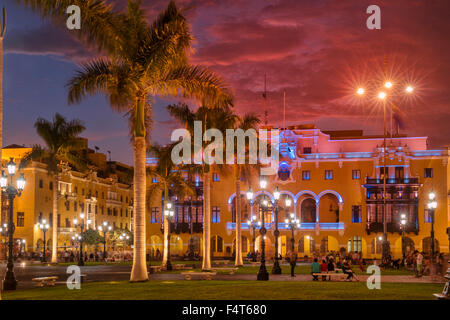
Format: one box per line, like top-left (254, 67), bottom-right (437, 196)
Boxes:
top-left (0, 11), bottom-right (5, 228)
top-left (130, 136), bottom-right (148, 281)
top-left (162, 184), bottom-right (169, 266)
top-left (51, 175), bottom-right (58, 263)
top-left (202, 170), bottom-right (211, 270)
top-left (235, 166), bottom-right (243, 266)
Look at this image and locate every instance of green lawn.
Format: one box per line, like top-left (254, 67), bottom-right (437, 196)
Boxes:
top-left (2, 281), bottom-right (442, 300)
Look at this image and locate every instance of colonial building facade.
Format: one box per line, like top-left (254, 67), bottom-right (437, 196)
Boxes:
top-left (1, 140), bottom-right (133, 254)
top-left (146, 125), bottom-right (450, 260)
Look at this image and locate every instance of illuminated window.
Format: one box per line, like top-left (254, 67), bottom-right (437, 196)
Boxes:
top-left (302, 170), bottom-right (311, 180)
top-left (325, 170), bottom-right (333, 180)
top-left (352, 170), bottom-right (361, 180)
top-left (150, 207), bottom-right (159, 224)
top-left (352, 205), bottom-right (361, 223)
top-left (212, 173), bottom-right (220, 182)
top-left (212, 206), bottom-right (220, 223)
top-left (17, 212), bottom-right (24, 227)
top-left (424, 168), bottom-right (433, 178)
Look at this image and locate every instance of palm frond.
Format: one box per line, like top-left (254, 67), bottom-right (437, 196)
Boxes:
top-left (156, 65), bottom-right (234, 109)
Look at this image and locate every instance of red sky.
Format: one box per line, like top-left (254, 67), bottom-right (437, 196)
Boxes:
top-left (4, 0), bottom-right (450, 164)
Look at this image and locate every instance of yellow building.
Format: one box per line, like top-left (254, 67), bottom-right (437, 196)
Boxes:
top-left (1, 141), bottom-right (133, 254)
top-left (146, 125), bottom-right (450, 260)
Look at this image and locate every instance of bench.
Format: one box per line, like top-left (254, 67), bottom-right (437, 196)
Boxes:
top-left (32, 276), bottom-right (58, 287)
top-left (181, 272), bottom-right (217, 280)
top-left (312, 272), bottom-right (348, 281)
top-left (212, 267), bottom-right (239, 275)
top-left (149, 266), bottom-right (162, 273)
top-left (175, 264), bottom-right (186, 270)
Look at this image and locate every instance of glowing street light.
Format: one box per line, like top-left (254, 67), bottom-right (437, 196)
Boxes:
top-left (39, 220), bottom-right (50, 262)
top-left (378, 91), bottom-right (387, 100)
top-left (406, 86), bottom-right (414, 93)
top-left (357, 87), bottom-right (365, 95)
top-left (384, 81), bottom-right (393, 88)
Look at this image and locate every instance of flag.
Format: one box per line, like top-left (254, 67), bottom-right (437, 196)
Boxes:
top-left (392, 103), bottom-right (406, 133)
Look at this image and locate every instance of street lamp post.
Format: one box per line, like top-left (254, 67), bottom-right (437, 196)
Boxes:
top-left (257, 177), bottom-right (269, 281)
top-left (164, 202), bottom-right (174, 271)
top-left (400, 214), bottom-right (407, 265)
top-left (119, 232), bottom-right (130, 260)
top-left (73, 212), bottom-right (86, 266)
top-left (39, 219), bottom-right (50, 262)
top-left (246, 216), bottom-right (259, 263)
top-left (1, 158), bottom-right (26, 291)
top-left (246, 187), bottom-right (257, 262)
top-left (427, 192), bottom-right (437, 258)
top-left (357, 81), bottom-right (414, 265)
top-left (272, 186), bottom-right (281, 275)
top-left (98, 222), bottom-right (112, 262)
top-left (285, 213), bottom-right (300, 253)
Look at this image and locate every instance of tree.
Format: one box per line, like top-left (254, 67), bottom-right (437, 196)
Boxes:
top-left (17, 0), bottom-right (233, 281)
top-left (82, 229), bottom-right (102, 246)
top-left (147, 144), bottom-right (194, 267)
top-left (0, 8), bottom-right (6, 237)
top-left (167, 103), bottom-right (238, 270)
top-left (20, 113), bottom-right (86, 263)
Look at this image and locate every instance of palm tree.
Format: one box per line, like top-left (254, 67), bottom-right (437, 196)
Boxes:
top-left (167, 103), bottom-right (238, 270)
top-left (233, 114), bottom-right (260, 266)
top-left (0, 7), bottom-right (6, 224)
top-left (147, 144), bottom-right (194, 268)
top-left (18, 0), bottom-right (233, 281)
top-left (20, 113), bottom-right (86, 263)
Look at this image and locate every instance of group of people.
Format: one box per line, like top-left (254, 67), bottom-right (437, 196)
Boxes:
top-left (311, 257), bottom-right (359, 281)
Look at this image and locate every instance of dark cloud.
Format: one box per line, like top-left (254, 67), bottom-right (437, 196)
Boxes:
top-left (5, 24), bottom-right (95, 63)
top-left (6, 0), bottom-right (450, 158)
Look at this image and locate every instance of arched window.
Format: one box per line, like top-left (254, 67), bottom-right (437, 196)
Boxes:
top-left (298, 237), bottom-right (305, 253)
top-left (211, 235), bottom-right (223, 253)
top-left (277, 162), bottom-right (291, 181)
top-left (348, 236), bottom-right (362, 253)
top-left (320, 237), bottom-right (328, 253)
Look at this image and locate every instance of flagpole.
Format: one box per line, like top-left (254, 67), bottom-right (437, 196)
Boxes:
top-left (263, 74), bottom-right (268, 126)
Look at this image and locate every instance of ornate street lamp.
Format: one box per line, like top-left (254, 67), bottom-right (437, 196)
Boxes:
top-left (164, 202), bottom-right (174, 271)
top-left (39, 219), bottom-right (50, 262)
top-left (285, 213), bottom-right (300, 253)
top-left (1, 158), bottom-right (26, 291)
top-left (257, 177), bottom-right (269, 281)
top-left (272, 186), bottom-right (281, 274)
top-left (357, 80), bottom-right (414, 265)
top-left (427, 192), bottom-right (437, 257)
top-left (400, 213), bottom-right (407, 265)
top-left (98, 222), bottom-right (112, 262)
top-left (73, 212), bottom-right (86, 266)
top-left (247, 216), bottom-right (259, 262)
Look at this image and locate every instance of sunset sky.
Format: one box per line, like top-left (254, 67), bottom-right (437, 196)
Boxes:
top-left (3, 0), bottom-right (450, 165)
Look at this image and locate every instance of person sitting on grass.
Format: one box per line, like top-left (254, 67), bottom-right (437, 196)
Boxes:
top-left (311, 258), bottom-right (321, 281)
top-left (342, 260), bottom-right (356, 281)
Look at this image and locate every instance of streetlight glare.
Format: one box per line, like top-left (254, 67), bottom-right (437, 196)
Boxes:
top-left (428, 192), bottom-right (436, 200)
top-left (384, 81), bottom-right (393, 88)
top-left (406, 86), bottom-right (414, 93)
top-left (378, 91), bottom-right (387, 100)
top-left (357, 87), bottom-right (365, 95)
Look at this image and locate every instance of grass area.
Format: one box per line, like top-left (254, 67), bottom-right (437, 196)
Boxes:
top-left (25, 261), bottom-right (413, 276)
top-left (2, 281), bottom-right (442, 300)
